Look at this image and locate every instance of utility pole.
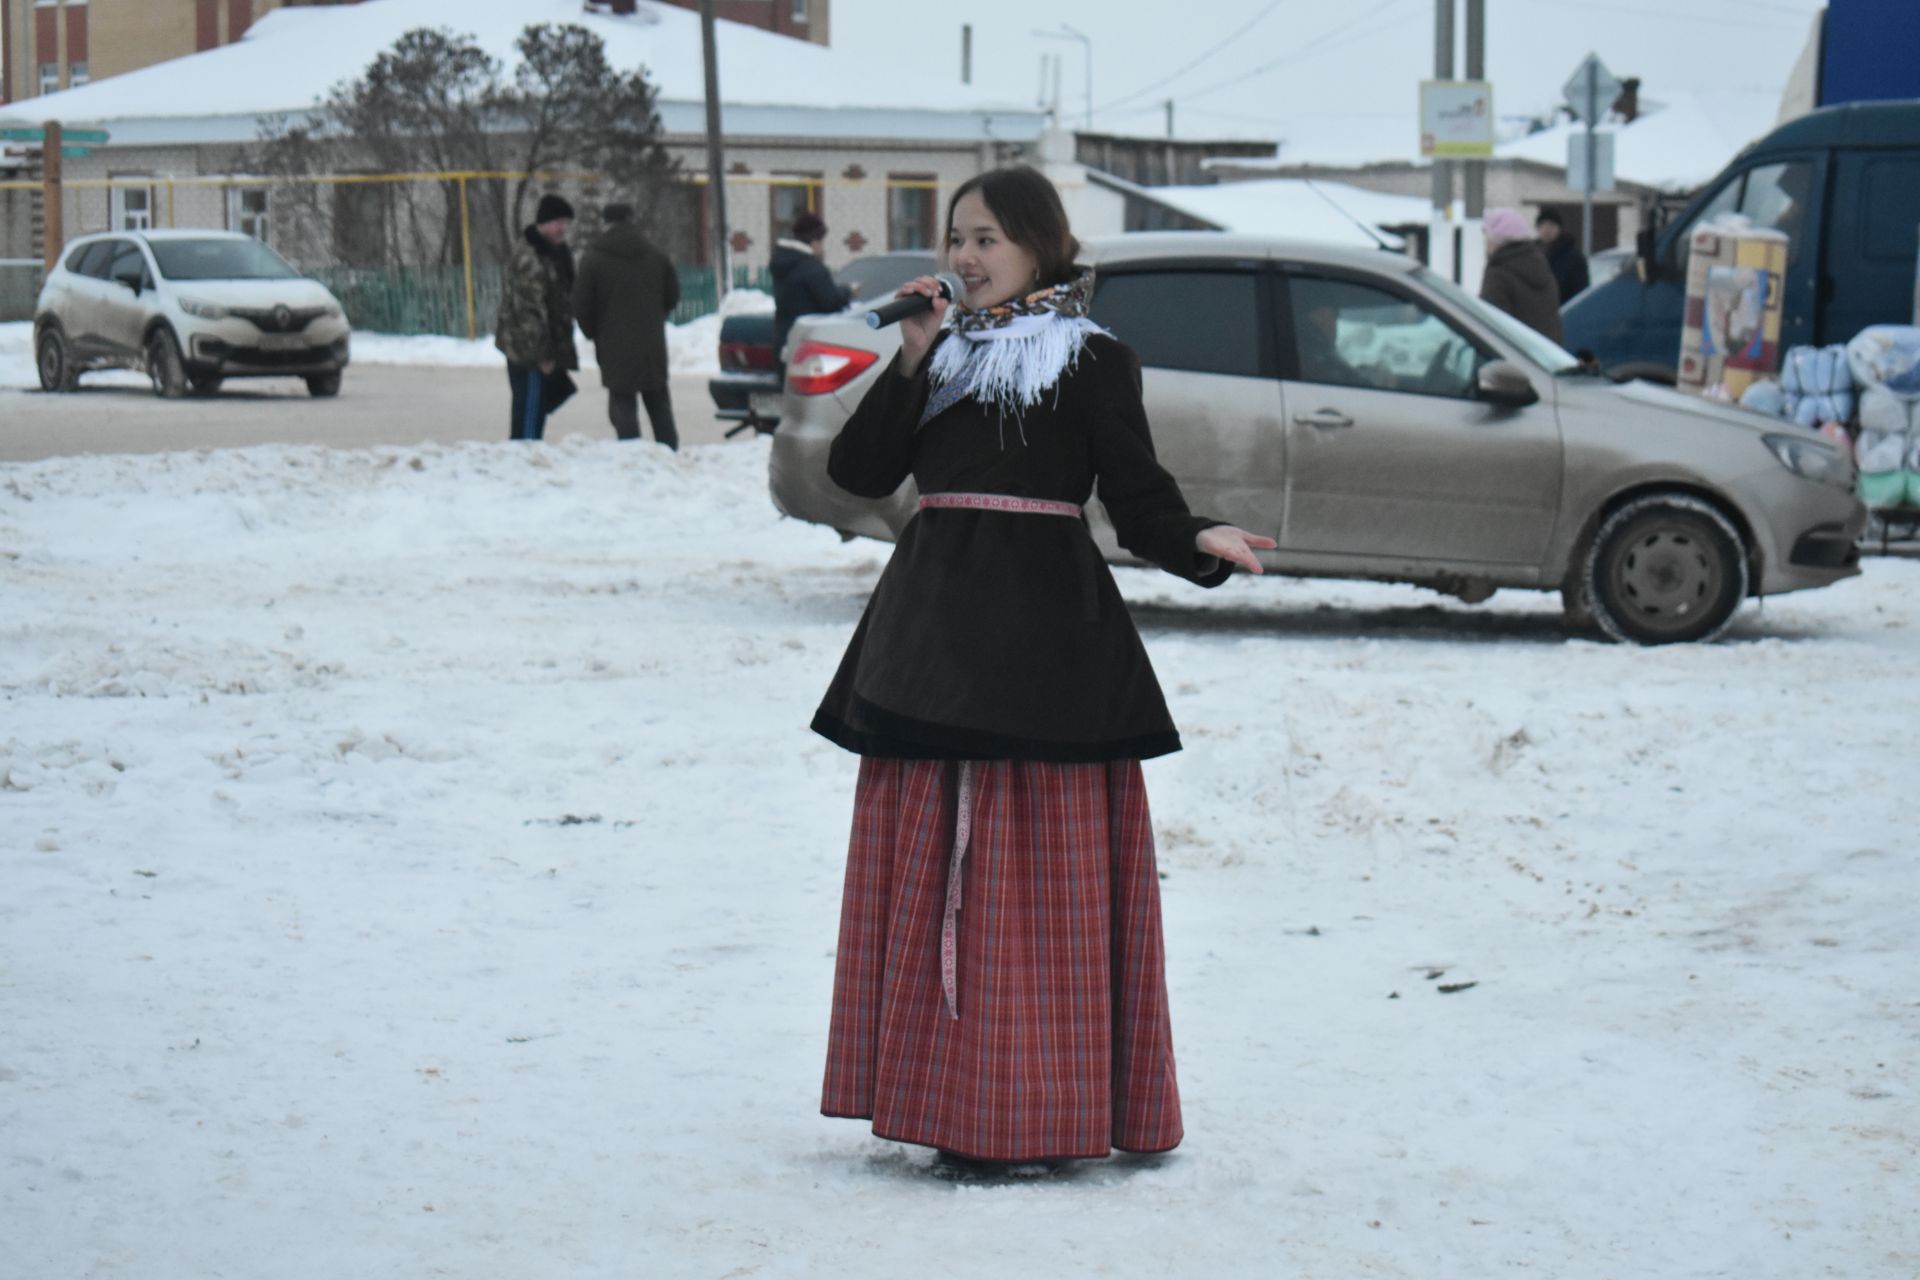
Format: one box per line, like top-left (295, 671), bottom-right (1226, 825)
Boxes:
top-left (1432, 0), bottom-right (1454, 274)
top-left (698, 0), bottom-right (730, 300)
top-left (1463, 0), bottom-right (1485, 219)
top-left (1165, 99), bottom-right (1175, 139)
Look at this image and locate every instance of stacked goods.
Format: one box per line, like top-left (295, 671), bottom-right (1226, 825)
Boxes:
top-left (1677, 223), bottom-right (1789, 401)
top-left (1778, 344), bottom-right (1855, 428)
top-left (1848, 325), bottom-right (1920, 510)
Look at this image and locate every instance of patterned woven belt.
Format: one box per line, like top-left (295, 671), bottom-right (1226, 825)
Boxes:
top-left (917, 492), bottom-right (1083, 517)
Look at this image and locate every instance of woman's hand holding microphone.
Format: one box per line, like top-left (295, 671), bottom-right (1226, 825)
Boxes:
top-left (893, 276), bottom-right (950, 378)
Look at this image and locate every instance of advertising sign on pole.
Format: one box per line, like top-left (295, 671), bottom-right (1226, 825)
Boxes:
top-left (1419, 80), bottom-right (1494, 158)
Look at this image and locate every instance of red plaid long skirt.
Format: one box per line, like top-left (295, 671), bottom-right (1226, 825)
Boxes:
top-left (821, 756), bottom-right (1183, 1161)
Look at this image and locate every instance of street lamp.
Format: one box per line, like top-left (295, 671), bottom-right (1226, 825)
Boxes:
top-left (1032, 25), bottom-right (1091, 131)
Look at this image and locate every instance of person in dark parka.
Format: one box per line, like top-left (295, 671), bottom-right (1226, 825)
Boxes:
top-left (771, 210), bottom-right (853, 362)
top-left (1479, 207), bottom-right (1565, 343)
top-left (571, 202), bottom-right (681, 448)
top-left (1535, 209), bottom-right (1591, 304)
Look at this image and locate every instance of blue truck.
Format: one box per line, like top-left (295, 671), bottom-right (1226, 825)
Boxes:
top-left (1564, 0), bottom-right (1920, 380)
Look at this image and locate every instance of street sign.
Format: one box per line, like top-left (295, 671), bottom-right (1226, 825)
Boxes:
top-left (1562, 53), bottom-right (1621, 127)
top-left (1567, 132), bottom-right (1615, 192)
top-left (1419, 80), bottom-right (1495, 159)
top-left (0, 125), bottom-right (110, 143)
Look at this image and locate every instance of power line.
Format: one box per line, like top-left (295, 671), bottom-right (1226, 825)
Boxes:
top-left (1094, 0), bottom-right (1296, 114)
top-left (1171, 0), bottom-right (1411, 110)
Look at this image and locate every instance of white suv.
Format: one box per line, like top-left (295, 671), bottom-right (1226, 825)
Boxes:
top-left (34, 230), bottom-right (352, 398)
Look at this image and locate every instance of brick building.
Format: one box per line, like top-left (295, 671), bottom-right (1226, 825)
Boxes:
top-left (2, 0), bottom-right (361, 104)
top-left (650, 0), bottom-right (826, 46)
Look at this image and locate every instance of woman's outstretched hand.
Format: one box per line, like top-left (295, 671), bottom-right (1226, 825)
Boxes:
top-left (894, 275), bottom-right (950, 377)
top-left (1196, 525), bottom-right (1277, 574)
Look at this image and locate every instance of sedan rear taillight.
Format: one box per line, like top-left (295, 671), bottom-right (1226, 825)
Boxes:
top-left (786, 341), bottom-right (879, 395)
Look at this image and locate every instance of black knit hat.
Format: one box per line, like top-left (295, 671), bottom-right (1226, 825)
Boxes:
top-left (536, 193), bottom-right (576, 224)
top-left (791, 211), bottom-right (827, 243)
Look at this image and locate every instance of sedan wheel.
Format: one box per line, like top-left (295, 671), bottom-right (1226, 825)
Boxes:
top-left (37, 327), bottom-right (76, 392)
top-left (305, 372), bottom-right (341, 398)
top-left (146, 328), bottom-right (187, 399)
top-left (1584, 494), bottom-right (1748, 645)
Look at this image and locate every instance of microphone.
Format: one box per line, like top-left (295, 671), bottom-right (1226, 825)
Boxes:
top-left (864, 273), bottom-right (964, 328)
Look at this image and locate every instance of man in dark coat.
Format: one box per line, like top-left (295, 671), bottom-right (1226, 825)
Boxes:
top-left (572, 202), bottom-right (681, 448)
top-left (495, 193), bottom-right (580, 441)
top-left (1535, 209), bottom-right (1590, 303)
top-left (1479, 207), bottom-right (1565, 343)
top-left (771, 210), bottom-right (854, 362)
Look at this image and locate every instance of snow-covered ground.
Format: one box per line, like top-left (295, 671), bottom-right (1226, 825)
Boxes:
top-left (0, 288), bottom-right (769, 390)
top-left (3, 438), bottom-right (1916, 1278)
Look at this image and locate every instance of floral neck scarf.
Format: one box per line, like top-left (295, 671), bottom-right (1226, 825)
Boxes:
top-left (921, 268), bottom-right (1107, 431)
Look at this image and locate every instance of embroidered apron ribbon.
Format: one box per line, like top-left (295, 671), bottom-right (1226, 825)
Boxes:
top-left (918, 492), bottom-right (1084, 518)
top-left (940, 761), bottom-right (977, 1021)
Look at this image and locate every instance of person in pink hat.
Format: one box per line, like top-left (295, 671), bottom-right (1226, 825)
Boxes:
top-left (1479, 207), bottom-right (1564, 342)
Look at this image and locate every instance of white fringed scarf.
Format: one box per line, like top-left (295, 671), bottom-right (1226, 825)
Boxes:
top-left (919, 269), bottom-right (1106, 441)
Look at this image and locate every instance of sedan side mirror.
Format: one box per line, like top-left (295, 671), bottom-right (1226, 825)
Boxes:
top-left (1476, 360), bottom-right (1539, 407)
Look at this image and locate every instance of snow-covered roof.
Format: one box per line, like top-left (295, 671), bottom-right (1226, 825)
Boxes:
top-left (1146, 179), bottom-right (1433, 249)
top-left (0, 0), bottom-right (1046, 145)
top-left (1497, 89), bottom-right (1787, 192)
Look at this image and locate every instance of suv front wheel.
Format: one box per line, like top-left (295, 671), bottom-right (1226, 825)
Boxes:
top-left (305, 372), bottom-right (341, 398)
top-left (146, 328), bottom-right (187, 399)
top-left (36, 326), bottom-right (77, 392)
top-left (1583, 494), bottom-right (1749, 644)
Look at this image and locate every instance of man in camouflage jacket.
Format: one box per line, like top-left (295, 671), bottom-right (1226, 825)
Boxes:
top-left (496, 193), bottom-right (580, 440)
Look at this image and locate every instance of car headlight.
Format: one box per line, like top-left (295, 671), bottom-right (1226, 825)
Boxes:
top-left (178, 297), bottom-right (229, 320)
top-left (1764, 432), bottom-right (1852, 488)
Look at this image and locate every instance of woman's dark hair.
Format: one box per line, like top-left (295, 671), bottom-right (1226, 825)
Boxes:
top-left (943, 166), bottom-right (1081, 286)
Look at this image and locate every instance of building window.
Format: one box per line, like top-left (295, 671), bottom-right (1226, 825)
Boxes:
top-left (791, 0), bottom-right (809, 22)
top-left (39, 63), bottom-right (61, 94)
top-left (68, 62), bottom-right (89, 87)
top-left (887, 176), bottom-right (937, 251)
top-left (113, 183), bottom-right (155, 231)
top-left (230, 187), bottom-right (270, 242)
top-left (769, 172), bottom-right (822, 248)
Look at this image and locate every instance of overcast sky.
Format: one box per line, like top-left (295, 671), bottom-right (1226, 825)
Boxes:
top-left (831, 0), bottom-right (1824, 150)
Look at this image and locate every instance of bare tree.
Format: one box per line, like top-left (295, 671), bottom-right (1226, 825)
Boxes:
top-left (256, 24), bottom-right (681, 272)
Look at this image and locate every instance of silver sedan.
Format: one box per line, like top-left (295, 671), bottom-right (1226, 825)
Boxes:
top-left (770, 233), bottom-right (1865, 644)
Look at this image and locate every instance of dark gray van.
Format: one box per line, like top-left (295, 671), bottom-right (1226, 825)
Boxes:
top-left (1563, 101), bottom-right (1920, 381)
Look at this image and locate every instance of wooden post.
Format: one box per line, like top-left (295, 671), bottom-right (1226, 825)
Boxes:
top-left (42, 121), bottom-right (64, 273)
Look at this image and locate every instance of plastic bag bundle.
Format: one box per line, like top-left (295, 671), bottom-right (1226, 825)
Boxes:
top-left (1739, 379), bottom-right (1787, 418)
top-left (1779, 343), bottom-right (1855, 427)
top-left (1846, 325), bottom-right (1920, 394)
top-left (1855, 384), bottom-right (1920, 509)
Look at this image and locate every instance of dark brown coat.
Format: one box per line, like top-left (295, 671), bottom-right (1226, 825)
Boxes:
top-left (1480, 239), bottom-right (1565, 343)
top-left (571, 223), bottom-right (680, 392)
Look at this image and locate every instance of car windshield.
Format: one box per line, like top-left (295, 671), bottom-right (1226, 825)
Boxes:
top-left (837, 254), bottom-right (937, 303)
top-left (148, 238), bottom-right (300, 281)
top-left (1414, 266), bottom-right (1584, 374)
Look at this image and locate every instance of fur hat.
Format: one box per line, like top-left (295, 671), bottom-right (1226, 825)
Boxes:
top-left (535, 193), bottom-right (576, 224)
top-left (791, 211), bottom-right (827, 243)
top-left (1482, 207), bottom-right (1532, 246)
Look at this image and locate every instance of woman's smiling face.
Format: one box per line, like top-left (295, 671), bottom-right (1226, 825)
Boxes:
top-left (945, 192), bottom-right (1041, 311)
